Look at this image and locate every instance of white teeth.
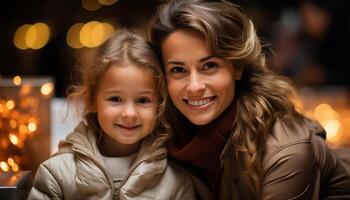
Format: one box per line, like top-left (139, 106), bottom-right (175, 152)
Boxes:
top-left (188, 97), bottom-right (212, 106)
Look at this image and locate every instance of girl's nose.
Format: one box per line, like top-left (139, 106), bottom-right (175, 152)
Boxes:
top-left (121, 104), bottom-right (137, 120)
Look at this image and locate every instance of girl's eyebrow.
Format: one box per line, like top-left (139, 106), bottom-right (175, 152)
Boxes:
top-left (166, 55), bottom-right (217, 65)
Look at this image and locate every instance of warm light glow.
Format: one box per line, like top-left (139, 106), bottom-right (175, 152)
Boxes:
top-left (6, 100), bottom-right (15, 110)
top-left (80, 21), bottom-right (99, 47)
top-left (28, 122), bottom-right (37, 132)
top-left (81, 0), bottom-right (103, 11)
top-left (12, 163), bottom-right (19, 172)
top-left (40, 82), bottom-right (54, 95)
top-left (0, 104), bottom-right (4, 113)
top-left (0, 161), bottom-right (10, 172)
top-left (80, 21), bottom-right (115, 48)
top-left (19, 124), bottom-right (28, 134)
top-left (7, 158), bottom-right (15, 166)
top-left (13, 76), bottom-right (22, 85)
top-left (20, 84), bottom-right (32, 96)
top-left (9, 133), bottom-right (19, 145)
top-left (91, 22), bottom-right (114, 46)
top-left (323, 119), bottom-right (341, 140)
top-left (25, 23), bottom-right (50, 49)
top-left (9, 119), bottom-right (17, 128)
top-left (14, 24), bottom-right (31, 50)
top-left (67, 23), bottom-right (84, 49)
top-left (314, 103), bottom-right (335, 121)
top-left (0, 139), bottom-right (9, 149)
top-left (98, 0), bottom-right (118, 6)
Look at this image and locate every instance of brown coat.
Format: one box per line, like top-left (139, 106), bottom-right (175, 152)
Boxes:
top-left (191, 119), bottom-right (350, 199)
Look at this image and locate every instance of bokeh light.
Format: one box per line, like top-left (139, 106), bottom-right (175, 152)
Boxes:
top-left (14, 24), bottom-right (31, 50)
top-left (67, 23), bottom-right (85, 49)
top-left (14, 23), bottom-right (50, 50)
top-left (40, 82), bottom-right (54, 96)
top-left (81, 0), bottom-right (103, 11)
top-left (98, 0), bottom-right (118, 6)
top-left (13, 76), bottom-right (22, 85)
top-left (80, 21), bottom-right (115, 48)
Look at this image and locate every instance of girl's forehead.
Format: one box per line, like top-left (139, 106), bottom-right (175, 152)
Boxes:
top-left (98, 64), bottom-right (157, 93)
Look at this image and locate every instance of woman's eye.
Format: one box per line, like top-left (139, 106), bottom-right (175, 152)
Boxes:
top-left (203, 62), bottom-right (218, 70)
top-left (107, 96), bottom-right (121, 102)
top-left (170, 66), bottom-right (186, 73)
top-left (137, 97), bottom-right (151, 104)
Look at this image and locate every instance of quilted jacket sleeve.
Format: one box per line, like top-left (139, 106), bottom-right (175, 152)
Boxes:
top-left (28, 162), bottom-right (63, 200)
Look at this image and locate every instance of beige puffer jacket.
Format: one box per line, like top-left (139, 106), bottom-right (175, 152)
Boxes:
top-left (28, 122), bottom-right (195, 200)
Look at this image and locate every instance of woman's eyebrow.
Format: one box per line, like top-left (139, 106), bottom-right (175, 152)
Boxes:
top-left (166, 55), bottom-right (218, 65)
top-left (166, 61), bottom-right (185, 65)
top-left (199, 55), bottom-right (217, 62)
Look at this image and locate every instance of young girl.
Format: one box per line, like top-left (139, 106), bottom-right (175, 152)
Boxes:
top-left (28, 30), bottom-right (195, 199)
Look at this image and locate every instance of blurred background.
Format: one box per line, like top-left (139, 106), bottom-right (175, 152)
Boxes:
top-left (1, 0), bottom-right (350, 174)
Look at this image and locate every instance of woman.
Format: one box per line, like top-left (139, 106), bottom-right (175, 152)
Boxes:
top-left (149, 0), bottom-right (350, 199)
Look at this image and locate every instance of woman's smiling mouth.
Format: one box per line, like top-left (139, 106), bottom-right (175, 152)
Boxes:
top-left (183, 96), bottom-right (217, 106)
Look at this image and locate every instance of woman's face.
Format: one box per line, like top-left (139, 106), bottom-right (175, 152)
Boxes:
top-left (161, 29), bottom-right (242, 125)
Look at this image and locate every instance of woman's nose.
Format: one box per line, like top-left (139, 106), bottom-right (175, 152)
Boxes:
top-left (186, 73), bottom-right (206, 95)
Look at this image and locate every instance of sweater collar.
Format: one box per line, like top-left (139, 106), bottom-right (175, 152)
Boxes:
top-left (168, 102), bottom-right (236, 170)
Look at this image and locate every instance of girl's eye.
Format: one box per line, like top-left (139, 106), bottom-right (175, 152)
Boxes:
top-left (203, 62), bottom-right (218, 70)
top-left (137, 97), bottom-right (151, 104)
top-left (170, 66), bottom-right (186, 73)
top-left (107, 96), bottom-right (122, 102)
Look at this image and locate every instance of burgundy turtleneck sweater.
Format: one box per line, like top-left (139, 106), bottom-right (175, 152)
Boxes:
top-left (167, 102), bottom-right (236, 195)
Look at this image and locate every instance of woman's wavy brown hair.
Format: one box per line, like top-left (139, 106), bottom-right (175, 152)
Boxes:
top-left (67, 30), bottom-right (171, 153)
top-left (149, 0), bottom-right (302, 198)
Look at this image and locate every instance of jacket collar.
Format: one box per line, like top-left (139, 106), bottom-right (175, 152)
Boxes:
top-left (58, 121), bottom-right (168, 198)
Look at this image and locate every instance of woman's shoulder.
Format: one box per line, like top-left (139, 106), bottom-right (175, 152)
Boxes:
top-left (263, 118), bottom-right (324, 169)
top-left (265, 118), bottom-right (325, 154)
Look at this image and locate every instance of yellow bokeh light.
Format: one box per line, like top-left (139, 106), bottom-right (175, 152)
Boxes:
top-left (80, 21), bottom-right (99, 47)
top-left (6, 100), bottom-right (15, 110)
top-left (12, 163), bottom-right (19, 172)
top-left (28, 122), bottom-right (37, 132)
top-left (67, 23), bottom-right (85, 49)
top-left (7, 158), bottom-right (15, 167)
top-left (25, 23), bottom-right (50, 49)
top-left (314, 103), bottom-right (335, 121)
top-left (0, 161), bottom-right (10, 172)
top-left (14, 24), bottom-right (31, 50)
top-left (9, 119), bottom-right (17, 128)
top-left (80, 21), bottom-right (115, 48)
top-left (323, 119), bottom-right (341, 140)
top-left (81, 0), bottom-right (103, 11)
top-left (9, 133), bottom-right (19, 145)
top-left (98, 0), bottom-right (118, 6)
top-left (13, 76), bottom-right (22, 85)
top-left (40, 82), bottom-right (54, 95)
top-left (91, 23), bottom-right (114, 46)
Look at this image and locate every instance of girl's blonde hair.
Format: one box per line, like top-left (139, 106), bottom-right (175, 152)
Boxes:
top-left (150, 0), bottom-right (302, 198)
top-left (68, 30), bottom-right (170, 152)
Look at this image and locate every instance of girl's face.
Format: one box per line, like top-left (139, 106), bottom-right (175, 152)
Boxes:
top-left (96, 63), bottom-right (158, 154)
top-left (161, 29), bottom-right (242, 125)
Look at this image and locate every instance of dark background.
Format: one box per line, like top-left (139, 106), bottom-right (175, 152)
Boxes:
top-left (1, 0), bottom-right (350, 96)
